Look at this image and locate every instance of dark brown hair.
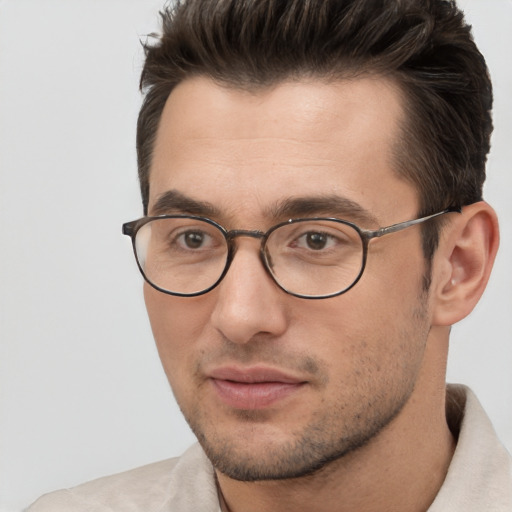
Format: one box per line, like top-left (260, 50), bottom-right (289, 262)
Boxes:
top-left (137, 0), bottom-right (493, 260)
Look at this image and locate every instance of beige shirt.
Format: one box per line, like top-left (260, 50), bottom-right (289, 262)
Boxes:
top-left (27, 385), bottom-right (512, 511)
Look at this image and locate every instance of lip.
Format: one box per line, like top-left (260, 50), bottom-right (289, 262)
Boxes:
top-left (208, 366), bottom-right (306, 409)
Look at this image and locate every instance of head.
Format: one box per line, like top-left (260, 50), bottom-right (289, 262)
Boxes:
top-left (131, 0), bottom-right (498, 483)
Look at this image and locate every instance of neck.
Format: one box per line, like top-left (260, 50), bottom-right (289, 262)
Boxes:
top-left (216, 329), bottom-right (455, 512)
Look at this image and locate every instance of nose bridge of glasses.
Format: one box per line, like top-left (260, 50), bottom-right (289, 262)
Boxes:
top-left (226, 228), bottom-right (267, 255)
top-left (224, 229), bottom-right (272, 276)
top-left (226, 229), bottom-right (266, 242)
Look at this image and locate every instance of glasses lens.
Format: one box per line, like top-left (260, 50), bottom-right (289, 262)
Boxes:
top-left (265, 219), bottom-right (364, 297)
top-left (134, 217), bottom-right (228, 295)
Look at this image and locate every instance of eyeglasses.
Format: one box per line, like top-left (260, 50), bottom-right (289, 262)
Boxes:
top-left (122, 207), bottom-right (460, 299)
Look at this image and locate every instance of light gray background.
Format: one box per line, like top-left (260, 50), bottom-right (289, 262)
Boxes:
top-left (0, 1), bottom-right (511, 511)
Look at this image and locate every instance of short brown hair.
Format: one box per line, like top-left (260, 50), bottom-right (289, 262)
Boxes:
top-left (137, 0), bottom-right (493, 260)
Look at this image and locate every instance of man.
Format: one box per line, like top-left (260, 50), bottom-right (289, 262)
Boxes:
top-left (28, 0), bottom-right (511, 510)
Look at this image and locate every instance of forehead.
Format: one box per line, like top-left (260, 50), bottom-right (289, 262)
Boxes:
top-left (149, 76), bottom-right (417, 224)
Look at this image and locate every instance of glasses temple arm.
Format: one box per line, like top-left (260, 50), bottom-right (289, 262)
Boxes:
top-left (364, 206), bottom-right (462, 240)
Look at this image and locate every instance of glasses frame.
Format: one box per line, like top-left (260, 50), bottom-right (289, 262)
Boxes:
top-left (122, 206), bottom-right (461, 299)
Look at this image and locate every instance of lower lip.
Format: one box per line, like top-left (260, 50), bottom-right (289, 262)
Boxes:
top-left (211, 379), bottom-right (304, 409)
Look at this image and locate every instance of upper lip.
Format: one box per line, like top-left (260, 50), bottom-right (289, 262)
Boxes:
top-left (208, 366), bottom-right (306, 384)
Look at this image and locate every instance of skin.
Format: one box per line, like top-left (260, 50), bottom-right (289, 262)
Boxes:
top-left (143, 76), bottom-right (498, 512)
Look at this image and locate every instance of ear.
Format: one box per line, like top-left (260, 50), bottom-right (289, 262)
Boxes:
top-left (431, 201), bottom-right (499, 326)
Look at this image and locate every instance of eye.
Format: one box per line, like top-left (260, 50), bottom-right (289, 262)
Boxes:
top-left (294, 231), bottom-right (338, 251)
top-left (176, 230), bottom-right (214, 250)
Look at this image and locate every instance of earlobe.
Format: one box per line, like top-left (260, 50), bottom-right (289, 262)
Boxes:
top-left (431, 202), bottom-right (499, 326)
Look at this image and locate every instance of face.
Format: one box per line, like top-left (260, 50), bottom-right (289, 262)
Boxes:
top-left (144, 76), bottom-right (433, 481)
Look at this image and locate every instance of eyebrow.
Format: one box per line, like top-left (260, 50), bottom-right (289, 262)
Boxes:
top-left (150, 190), bottom-right (378, 227)
top-left (151, 190), bottom-right (220, 217)
top-left (268, 195), bottom-right (379, 226)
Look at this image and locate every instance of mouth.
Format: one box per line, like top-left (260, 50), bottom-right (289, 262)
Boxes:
top-left (208, 366), bottom-right (307, 409)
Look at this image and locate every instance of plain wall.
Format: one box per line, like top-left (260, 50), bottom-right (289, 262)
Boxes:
top-left (0, 1), bottom-right (511, 511)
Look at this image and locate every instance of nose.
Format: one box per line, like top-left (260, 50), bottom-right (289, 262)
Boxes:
top-left (209, 240), bottom-right (288, 344)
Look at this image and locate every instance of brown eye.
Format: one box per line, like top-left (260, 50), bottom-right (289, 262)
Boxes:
top-left (305, 232), bottom-right (328, 250)
top-left (182, 231), bottom-right (206, 249)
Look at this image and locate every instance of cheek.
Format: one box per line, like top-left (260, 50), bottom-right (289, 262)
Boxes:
top-left (305, 297), bottom-right (427, 413)
top-left (287, 297), bottom-right (378, 385)
top-left (364, 234), bottom-right (428, 302)
top-left (298, 252), bottom-right (428, 384)
top-left (143, 284), bottom-right (213, 378)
